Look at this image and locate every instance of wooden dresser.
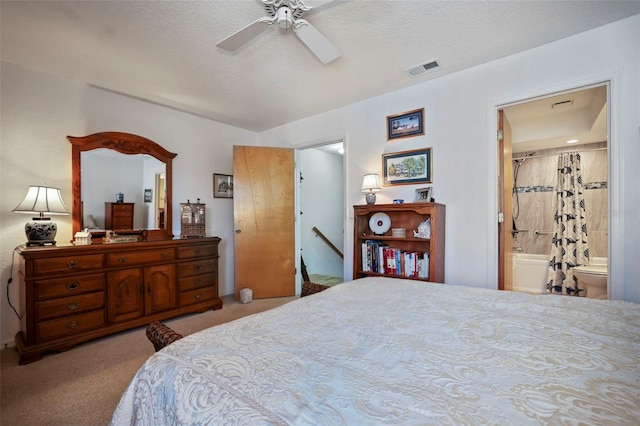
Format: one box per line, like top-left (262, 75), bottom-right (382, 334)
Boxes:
top-left (105, 202), bottom-right (134, 230)
top-left (16, 237), bottom-right (221, 364)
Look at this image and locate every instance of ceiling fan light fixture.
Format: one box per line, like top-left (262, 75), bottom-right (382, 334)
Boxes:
top-left (277, 7), bottom-right (293, 30)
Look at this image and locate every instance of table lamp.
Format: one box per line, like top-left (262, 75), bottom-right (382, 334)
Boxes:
top-left (361, 173), bottom-right (381, 205)
top-left (13, 185), bottom-right (70, 246)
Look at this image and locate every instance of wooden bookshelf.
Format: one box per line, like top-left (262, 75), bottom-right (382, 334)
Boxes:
top-left (353, 203), bottom-right (445, 282)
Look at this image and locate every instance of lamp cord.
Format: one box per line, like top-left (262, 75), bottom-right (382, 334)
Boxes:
top-left (7, 246), bottom-right (24, 319)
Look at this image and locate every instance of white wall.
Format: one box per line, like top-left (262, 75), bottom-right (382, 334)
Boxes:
top-left (0, 62), bottom-right (257, 346)
top-left (259, 15), bottom-right (640, 301)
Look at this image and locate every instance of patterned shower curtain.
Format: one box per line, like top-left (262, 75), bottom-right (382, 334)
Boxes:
top-left (547, 152), bottom-right (589, 296)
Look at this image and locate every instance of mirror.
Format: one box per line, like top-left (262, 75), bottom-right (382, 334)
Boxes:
top-left (69, 132), bottom-right (177, 241)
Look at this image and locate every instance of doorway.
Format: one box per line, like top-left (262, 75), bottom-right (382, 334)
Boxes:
top-left (498, 83), bottom-right (609, 296)
top-left (297, 140), bottom-right (345, 289)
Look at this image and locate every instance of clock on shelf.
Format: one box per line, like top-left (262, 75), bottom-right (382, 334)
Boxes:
top-left (180, 199), bottom-right (206, 238)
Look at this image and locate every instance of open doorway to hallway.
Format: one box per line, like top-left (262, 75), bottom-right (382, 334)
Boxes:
top-left (298, 140), bottom-right (345, 286)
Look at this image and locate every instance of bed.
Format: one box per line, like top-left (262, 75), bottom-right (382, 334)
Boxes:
top-left (110, 277), bottom-right (640, 425)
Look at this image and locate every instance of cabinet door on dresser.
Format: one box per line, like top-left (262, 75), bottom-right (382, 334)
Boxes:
top-left (144, 265), bottom-right (177, 314)
top-left (108, 268), bottom-right (144, 323)
top-left (108, 265), bottom-right (177, 323)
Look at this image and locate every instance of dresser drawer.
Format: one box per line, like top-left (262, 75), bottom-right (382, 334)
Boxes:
top-left (177, 259), bottom-right (216, 278)
top-left (112, 205), bottom-right (133, 214)
top-left (108, 249), bottom-right (175, 267)
top-left (37, 292), bottom-right (105, 320)
top-left (33, 254), bottom-right (105, 276)
top-left (112, 217), bottom-right (132, 227)
top-left (179, 286), bottom-right (218, 307)
top-left (177, 244), bottom-right (217, 259)
top-left (35, 273), bottom-right (106, 300)
top-left (178, 273), bottom-right (217, 292)
top-left (37, 310), bottom-right (106, 341)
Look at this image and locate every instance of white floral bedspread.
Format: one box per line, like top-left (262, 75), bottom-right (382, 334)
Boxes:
top-left (110, 277), bottom-right (640, 425)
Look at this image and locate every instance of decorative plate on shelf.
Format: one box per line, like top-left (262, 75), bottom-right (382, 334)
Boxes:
top-left (369, 212), bottom-right (391, 236)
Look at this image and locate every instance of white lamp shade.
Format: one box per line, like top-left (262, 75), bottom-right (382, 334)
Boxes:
top-left (13, 186), bottom-right (70, 216)
top-left (361, 173), bottom-right (381, 193)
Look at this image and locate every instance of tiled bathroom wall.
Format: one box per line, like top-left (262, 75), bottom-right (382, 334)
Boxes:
top-left (512, 142), bottom-right (607, 258)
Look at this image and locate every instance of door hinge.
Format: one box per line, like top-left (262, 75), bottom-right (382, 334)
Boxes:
top-left (498, 211), bottom-right (505, 223)
top-left (497, 130), bottom-right (503, 141)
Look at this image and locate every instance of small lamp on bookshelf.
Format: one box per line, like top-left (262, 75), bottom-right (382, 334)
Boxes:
top-left (361, 173), bottom-right (381, 205)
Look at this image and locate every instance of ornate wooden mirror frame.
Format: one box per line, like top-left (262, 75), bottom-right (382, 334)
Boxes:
top-left (69, 131), bottom-right (177, 241)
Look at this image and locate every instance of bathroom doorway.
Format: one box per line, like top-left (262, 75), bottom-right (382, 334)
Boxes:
top-left (498, 83), bottom-right (609, 296)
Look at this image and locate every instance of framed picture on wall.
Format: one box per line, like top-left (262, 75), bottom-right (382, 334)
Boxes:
top-left (213, 173), bottom-right (234, 198)
top-left (382, 148), bottom-right (432, 185)
top-left (387, 108), bottom-right (424, 140)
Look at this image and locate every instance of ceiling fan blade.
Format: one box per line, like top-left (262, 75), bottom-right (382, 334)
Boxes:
top-left (293, 19), bottom-right (340, 64)
top-left (216, 17), bottom-right (274, 52)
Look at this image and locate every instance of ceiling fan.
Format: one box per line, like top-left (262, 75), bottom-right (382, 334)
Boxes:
top-left (216, 0), bottom-right (341, 64)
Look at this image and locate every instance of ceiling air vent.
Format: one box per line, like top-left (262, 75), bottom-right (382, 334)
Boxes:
top-left (406, 59), bottom-right (441, 77)
top-left (551, 99), bottom-right (574, 109)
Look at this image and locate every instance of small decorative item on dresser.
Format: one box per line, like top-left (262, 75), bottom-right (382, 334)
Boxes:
top-left (116, 192), bottom-right (124, 203)
top-left (73, 228), bottom-right (92, 245)
top-left (180, 199), bottom-right (206, 238)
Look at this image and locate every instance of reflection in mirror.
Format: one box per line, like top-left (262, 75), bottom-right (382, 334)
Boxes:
top-left (69, 132), bottom-right (177, 241)
top-left (81, 149), bottom-right (166, 231)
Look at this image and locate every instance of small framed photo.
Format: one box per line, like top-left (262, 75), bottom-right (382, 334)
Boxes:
top-left (382, 148), bottom-right (432, 185)
top-left (213, 173), bottom-right (234, 198)
top-left (143, 189), bottom-right (152, 203)
top-left (415, 186), bottom-right (432, 202)
top-left (387, 108), bottom-right (424, 140)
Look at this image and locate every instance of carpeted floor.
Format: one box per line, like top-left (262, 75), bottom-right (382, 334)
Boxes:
top-left (0, 294), bottom-right (296, 426)
top-left (308, 273), bottom-right (343, 286)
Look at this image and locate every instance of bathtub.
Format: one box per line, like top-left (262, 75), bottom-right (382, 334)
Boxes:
top-left (512, 253), bottom-right (607, 295)
top-left (512, 253), bottom-right (549, 294)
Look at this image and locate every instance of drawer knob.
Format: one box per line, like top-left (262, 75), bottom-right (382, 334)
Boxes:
top-left (194, 265), bottom-right (202, 271)
top-left (67, 260), bottom-right (78, 269)
top-left (66, 302), bottom-right (80, 310)
top-left (194, 279), bottom-right (202, 286)
top-left (195, 293), bottom-right (201, 300)
top-left (118, 257), bottom-right (128, 263)
top-left (193, 249), bottom-right (200, 255)
top-left (66, 320), bottom-right (80, 329)
top-left (161, 252), bottom-right (169, 259)
top-left (66, 281), bottom-right (80, 291)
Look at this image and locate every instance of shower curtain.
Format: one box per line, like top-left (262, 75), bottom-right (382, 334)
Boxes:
top-left (547, 152), bottom-right (589, 296)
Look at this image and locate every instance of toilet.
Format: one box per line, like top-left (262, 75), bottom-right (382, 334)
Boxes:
top-left (573, 258), bottom-right (608, 299)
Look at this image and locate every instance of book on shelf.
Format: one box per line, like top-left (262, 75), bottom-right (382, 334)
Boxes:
top-left (360, 241), bottom-right (429, 278)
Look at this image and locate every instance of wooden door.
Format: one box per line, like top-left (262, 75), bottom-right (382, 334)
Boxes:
top-left (145, 264), bottom-right (176, 314)
top-left (498, 110), bottom-right (514, 291)
top-left (233, 146), bottom-right (295, 299)
top-left (108, 269), bottom-right (144, 323)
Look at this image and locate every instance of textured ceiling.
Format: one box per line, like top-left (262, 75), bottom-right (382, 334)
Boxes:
top-left (2, 0), bottom-right (639, 132)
